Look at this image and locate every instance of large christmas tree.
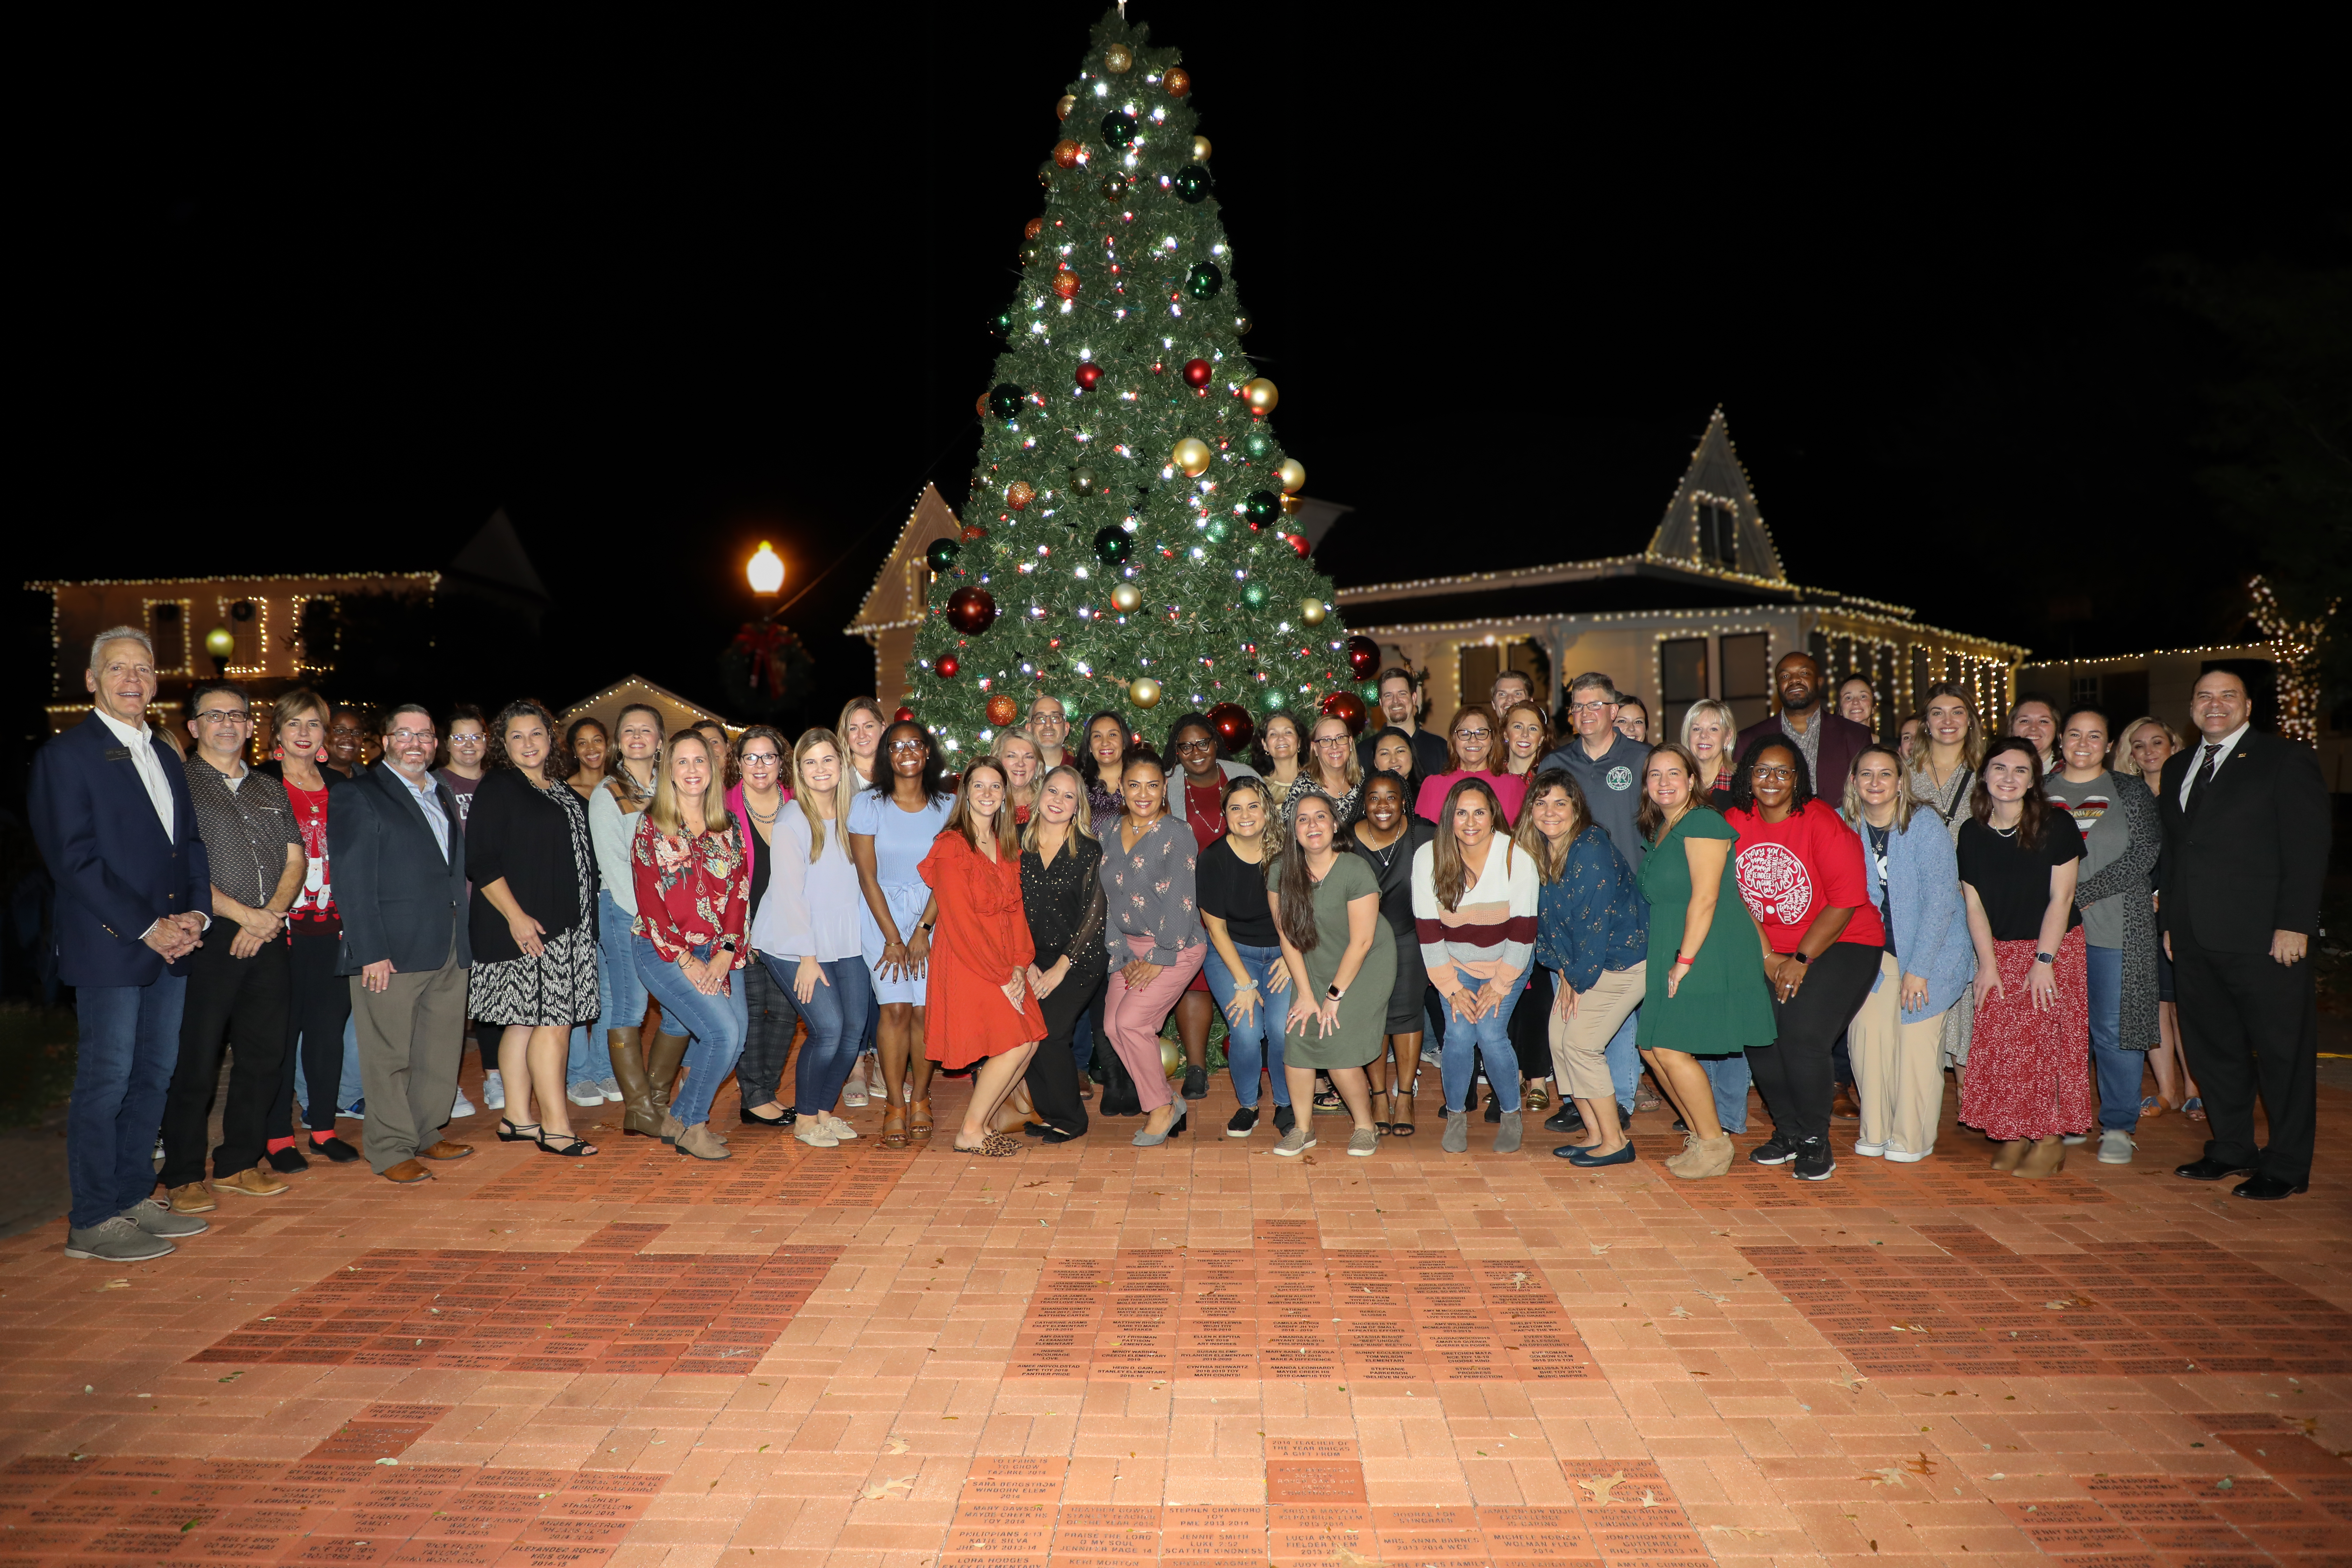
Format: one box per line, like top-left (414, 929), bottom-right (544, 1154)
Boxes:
top-left (903, 7), bottom-right (1368, 759)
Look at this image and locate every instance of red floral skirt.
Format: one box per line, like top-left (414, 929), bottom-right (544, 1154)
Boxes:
top-left (1958, 926), bottom-right (2092, 1141)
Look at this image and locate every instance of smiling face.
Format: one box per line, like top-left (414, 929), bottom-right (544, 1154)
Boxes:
top-left (1526, 782), bottom-right (1577, 844)
top-left (1775, 654), bottom-right (1820, 715)
top-left (1686, 708), bottom-right (1725, 762)
top-left (383, 711), bottom-right (438, 779)
top-left (1261, 715), bottom-right (1300, 762)
top-left (1566, 683), bottom-right (1617, 743)
top-left (998, 736), bottom-right (1041, 789)
top-left (504, 713), bottom-right (551, 775)
top-left (1088, 716), bottom-right (1127, 767)
top-left (1225, 782), bottom-right (1268, 840)
top-left (1489, 673), bottom-right (1532, 719)
top-left (614, 709), bottom-right (659, 765)
top-left (1121, 757), bottom-right (1167, 820)
top-left (1839, 678), bottom-right (1876, 727)
top-left (448, 717), bottom-right (489, 770)
top-left (737, 734), bottom-right (783, 794)
top-left (1037, 768), bottom-right (1082, 827)
top-left (1172, 722), bottom-right (1221, 780)
top-left (1449, 787), bottom-right (1494, 851)
top-left (2126, 720), bottom-right (2175, 777)
top-left (1614, 702), bottom-right (1647, 744)
top-left (1293, 794), bottom-right (1337, 858)
top-left (1373, 733), bottom-right (1413, 777)
top-left (885, 724), bottom-right (930, 778)
top-left (189, 688), bottom-right (252, 767)
top-left (2191, 671), bottom-right (2249, 740)
top-left (328, 710), bottom-right (366, 765)
top-left (1855, 751), bottom-right (1903, 816)
top-left (1748, 743), bottom-right (1798, 815)
top-left (1981, 746), bottom-right (2037, 806)
top-left (1309, 717), bottom-right (1352, 777)
top-left (1504, 706), bottom-right (1546, 761)
top-left (1898, 716), bottom-right (1924, 760)
top-left (1027, 698), bottom-right (1069, 751)
top-left (2060, 713), bottom-right (2109, 774)
top-left (572, 723), bottom-right (609, 774)
top-left (1645, 752), bottom-right (1692, 812)
top-left (278, 702), bottom-right (326, 764)
top-left (1378, 674), bottom-right (1416, 728)
top-left (2009, 701), bottom-right (2056, 752)
top-left (87, 638), bottom-right (159, 726)
top-left (841, 706), bottom-right (883, 766)
top-left (1359, 776), bottom-right (1402, 833)
top-left (1450, 714), bottom-right (1493, 771)
top-left (796, 740), bottom-right (840, 798)
top-left (1926, 693), bottom-right (1971, 749)
top-left (668, 736), bottom-right (712, 802)
top-left (962, 762), bottom-right (1005, 825)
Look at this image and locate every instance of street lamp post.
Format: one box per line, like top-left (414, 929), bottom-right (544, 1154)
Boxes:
top-left (748, 541), bottom-right (784, 597)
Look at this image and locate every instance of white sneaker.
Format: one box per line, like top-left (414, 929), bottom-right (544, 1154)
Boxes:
top-left (598, 1078), bottom-right (622, 1102)
top-left (567, 1081), bottom-right (606, 1107)
top-left (794, 1120), bottom-right (840, 1149)
top-left (482, 1071), bottom-right (505, 1111)
top-left (2097, 1128), bottom-right (2135, 1165)
top-left (1884, 1147), bottom-right (1931, 1163)
top-left (450, 1087), bottom-right (477, 1118)
top-left (841, 1080), bottom-right (869, 1108)
top-left (1853, 1139), bottom-right (1886, 1157)
top-left (819, 1112), bottom-right (859, 1141)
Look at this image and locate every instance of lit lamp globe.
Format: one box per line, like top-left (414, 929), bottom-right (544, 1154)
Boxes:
top-left (204, 626), bottom-right (236, 659)
top-left (747, 541), bottom-right (785, 596)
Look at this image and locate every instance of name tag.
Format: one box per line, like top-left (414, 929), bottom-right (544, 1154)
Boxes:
top-left (104, 747), bottom-right (132, 761)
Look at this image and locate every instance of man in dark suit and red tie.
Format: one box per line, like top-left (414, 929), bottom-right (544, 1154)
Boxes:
top-left (29, 627), bottom-right (217, 1261)
top-left (2160, 667), bottom-right (2331, 1200)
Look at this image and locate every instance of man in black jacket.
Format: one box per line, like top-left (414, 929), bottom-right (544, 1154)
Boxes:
top-left (2159, 668), bottom-right (2331, 1200)
top-left (334, 704), bottom-right (474, 1184)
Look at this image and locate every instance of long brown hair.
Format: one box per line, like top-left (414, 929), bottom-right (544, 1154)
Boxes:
top-left (648, 729), bottom-right (729, 842)
top-left (1970, 736), bottom-right (2049, 850)
top-left (1636, 742), bottom-right (1704, 842)
top-left (1921, 680), bottom-right (1986, 769)
top-left (486, 698), bottom-right (563, 776)
top-left (1429, 775), bottom-right (1509, 912)
top-left (1511, 768), bottom-right (1588, 883)
top-left (1274, 786), bottom-right (1341, 952)
top-left (1441, 703), bottom-right (1501, 775)
top-left (942, 758), bottom-right (1023, 860)
top-left (1221, 774), bottom-right (1280, 863)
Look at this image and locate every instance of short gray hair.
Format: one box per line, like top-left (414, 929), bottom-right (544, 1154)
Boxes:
top-left (89, 625), bottom-right (155, 671)
top-left (1566, 671), bottom-right (1618, 701)
top-left (1679, 698), bottom-right (1736, 748)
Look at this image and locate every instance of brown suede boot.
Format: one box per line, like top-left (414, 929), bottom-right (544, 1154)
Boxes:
top-left (1990, 1139), bottom-right (2029, 1171)
top-left (675, 1123), bottom-right (730, 1161)
top-left (1665, 1134), bottom-right (1735, 1180)
top-left (609, 1029), bottom-right (664, 1138)
top-left (2012, 1136), bottom-right (2067, 1179)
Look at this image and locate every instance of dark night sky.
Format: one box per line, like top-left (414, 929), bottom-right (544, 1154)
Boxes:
top-left (17, 6), bottom-right (2345, 760)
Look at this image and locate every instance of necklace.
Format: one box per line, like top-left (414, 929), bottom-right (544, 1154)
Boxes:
top-left (744, 791), bottom-right (781, 825)
top-left (1990, 818), bottom-right (2019, 838)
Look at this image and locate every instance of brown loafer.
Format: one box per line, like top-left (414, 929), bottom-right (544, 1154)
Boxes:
top-left (379, 1158), bottom-right (434, 1184)
top-left (168, 1181), bottom-right (217, 1214)
top-left (420, 1140), bottom-right (474, 1161)
top-left (214, 1166), bottom-right (288, 1198)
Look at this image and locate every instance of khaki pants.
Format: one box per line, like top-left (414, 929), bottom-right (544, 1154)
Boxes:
top-left (1847, 951), bottom-right (1947, 1157)
top-left (1548, 966), bottom-right (1645, 1102)
top-left (350, 934), bottom-right (467, 1172)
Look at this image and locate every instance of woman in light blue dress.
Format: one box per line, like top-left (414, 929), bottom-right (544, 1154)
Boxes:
top-left (849, 720), bottom-right (953, 1146)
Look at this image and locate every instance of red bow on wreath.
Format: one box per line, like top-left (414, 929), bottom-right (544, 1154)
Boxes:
top-left (732, 621), bottom-right (791, 698)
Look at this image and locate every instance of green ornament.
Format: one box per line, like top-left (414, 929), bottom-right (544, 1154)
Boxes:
top-left (1243, 582), bottom-right (1266, 607)
top-left (1070, 465), bottom-right (1098, 492)
top-left (1262, 687), bottom-right (1287, 711)
top-left (1093, 526), bottom-right (1133, 565)
top-left (1099, 175), bottom-right (1127, 203)
top-left (1185, 261), bottom-right (1223, 299)
top-left (1205, 518), bottom-right (1229, 543)
top-left (1172, 166), bottom-right (1210, 204)
top-left (1242, 489), bottom-right (1279, 524)
top-left (1245, 432), bottom-right (1273, 457)
top-left (925, 538), bottom-right (961, 572)
top-left (988, 384), bottom-right (1025, 420)
top-left (987, 309), bottom-right (1015, 342)
top-left (1101, 110), bottom-right (1138, 146)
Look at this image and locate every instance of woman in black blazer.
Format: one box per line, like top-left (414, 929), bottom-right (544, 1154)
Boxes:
top-left (467, 699), bottom-right (601, 1155)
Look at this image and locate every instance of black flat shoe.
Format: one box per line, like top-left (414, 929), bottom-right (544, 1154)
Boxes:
top-left (2234, 1174), bottom-right (2307, 1200)
top-left (267, 1146), bottom-right (309, 1174)
top-left (1182, 1066), bottom-right (1208, 1101)
top-left (2175, 1156), bottom-right (2257, 1181)
top-left (1024, 1121), bottom-right (1052, 1137)
top-left (738, 1105), bottom-right (790, 1127)
top-left (315, 1136), bottom-right (362, 1164)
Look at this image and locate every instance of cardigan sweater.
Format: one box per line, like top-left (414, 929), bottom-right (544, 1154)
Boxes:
top-left (1411, 837), bottom-right (1539, 981)
top-left (2063, 775), bottom-right (2161, 1051)
top-left (465, 766), bottom-right (596, 961)
top-left (1533, 825), bottom-right (1648, 991)
top-left (1844, 806), bottom-right (1978, 1021)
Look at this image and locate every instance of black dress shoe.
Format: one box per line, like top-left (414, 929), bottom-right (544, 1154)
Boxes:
top-left (2233, 1174), bottom-right (2308, 1201)
top-left (267, 1145), bottom-right (309, 1174)
top-left (2175, 1156), bottom-right (2258, 1181)
top-left (314, 1136), bottom-right (362, 1164)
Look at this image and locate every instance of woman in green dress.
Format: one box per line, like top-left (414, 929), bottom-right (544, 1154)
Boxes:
top-left (1635, 742), bottom-right (1776, 1179)
top-left (1269, 787), bottom-right (1395, 1159)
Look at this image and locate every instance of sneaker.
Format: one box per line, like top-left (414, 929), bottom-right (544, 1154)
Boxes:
top-left (2098, 1128), bottom-right (2135, 1164)
top-left (841, 1080), bottom-right (870, 1108)
top-left (1792, 1138), bottom-right (1836, 1181)
top-left (1272, 1106), bottom-right (1297, 1136)
top-left (120, 1198), bottom-right (208, 1238)
top-left (1852, 1139), bottom-right (1886, 1158)
top-left (2060, 1132), bottom-right (2089, 1146)
top-left (1227, 1106), bottom-right (1260, 1138)
top-left (1347, 1128), bottom-right (1378, 1157)
top-left (1182, 1066), bottom-right (1208, 1101)
top-left (215, 1167), bottom-right (289, 1198)
top-left (64, 1215), bottom-right (173, 1262)
top-left (450, 1087), bottom-right (477, 1118)
top-left (337, 1098), bottom-right (366, 1120)
top-left (598, 1078), bottom-right (623, 1102)
top-left (482, 1071), bottom-right (505, 1111)
top-left (567, 1081), bottom-right (605, 1107)
top-left (818, 1112), bottom-right (859, 1141)
top-left (1884, 1147), bottom-right (1931, 1163)
top-left (1271, 1124), bottom-right (1316, 1158)
top-left (793, 1120), bottom-right (839, 1149)
top-left (1544, 1105), bottom-right (1582, 1135)
top-left (1749, 1132), bottom-right (1798, 1166)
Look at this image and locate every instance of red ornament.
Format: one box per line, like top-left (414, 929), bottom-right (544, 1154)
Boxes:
top-left (1345, 635), bottom-right (1380, 680)
top-left (945, 586), bottom-right (999, 634)
top-left (1164, 66), bottom-right (1192, 97)
top-left (1006, 481), bottom-right (1035, 510)
top-left (894, 707), bottom-right (915, 723)
top-left (1150, 360), bottom-right (1166, 376)
top-left (961, 523), bottom-right (989, 541)
top-left (1320, 691), bottom-right (1369, 736)
top-left (1051, 270), bottom-right (1080, 301)
top-left (1024, 217), bottom-right (1044, 240)
top-left (1181, 358), bottom-right (1212, 388)
top-left (1285, 532), bottom-right (1311, 559)
top-left (1206, 701), bottom-right (1255, 752)
top-left (936, 655), bottom-right (960, 679)
top-left (986, 694), bottom-right (1020, 727)
top-left (1052, 139), bottom-right (1083, 169)
top-left (1075, 362), bottom-right (1103, 390)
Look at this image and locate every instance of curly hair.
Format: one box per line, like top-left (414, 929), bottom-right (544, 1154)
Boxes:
top-left (1728, 732), bottom-right (1816, 814)
top-left (561, 715), bottom-right (609, 781)
top-left (867, 720), bottom-right (950, 803)
top-left (485, 698), bottom-right (564, 775)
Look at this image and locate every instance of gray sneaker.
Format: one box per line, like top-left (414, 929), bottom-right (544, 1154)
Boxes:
top-left (119, 1199), bottom-right (208, 1239)
top-left (2097, 1128), bottom-right (2135, 1164)
top-left (1442, 1111), bottom-right (1470, 1153)
top-left (1271, 1124), bottom-right (1317, 1158)
top-left (1494, 1111), bottom-right (1522, 1154)
top-left (598, 1078), bottom-right (623, 1102)
top-left (64, 1215), bottom-right (174, 1262)
top-left (1347, 1128), bottom-right (1378, 1157)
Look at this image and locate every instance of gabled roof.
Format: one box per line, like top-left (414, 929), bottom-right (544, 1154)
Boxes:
top-left (1642, 408), bottom-right (1786, 583)
top-left (560, 673), bottom-right (737, 735)
top-left (847, 483), bottom-right (960, 637)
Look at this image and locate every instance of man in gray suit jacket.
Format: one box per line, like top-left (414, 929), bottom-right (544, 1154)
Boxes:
top-left (333, 704), bottom-right (474, 1183)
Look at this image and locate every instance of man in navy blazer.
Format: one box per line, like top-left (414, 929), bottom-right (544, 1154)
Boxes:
top-left (334, 702), bottom-right (475, 1183)
top-left (29, 628), bottom-right (216, 1261)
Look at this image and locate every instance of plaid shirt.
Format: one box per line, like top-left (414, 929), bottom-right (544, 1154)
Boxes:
top-left (182, 755), bottom-right (302, 909)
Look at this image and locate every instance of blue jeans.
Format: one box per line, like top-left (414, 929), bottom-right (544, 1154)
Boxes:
top-left (634, 936), bottom-right (748, 1127)
top-left (338, 1010), bottom-right (362, 1108)
top-left (2086, 943), bottom-right (2138, 1131)
top-left (1605, 1007), bottom-right (1640, 1113)
top-left (762, 953), bottom-right (873, 1118)
top-left (1440, 965), bottom-right (1521, 1114)
top-left (596, 890), bottom-right (648, 1037)
top-left (69, 975), bottom-right (186, 1228)
top-left (1204, 942), bottom-right (1290, 1108)
top-left (1702, 1050), bottom-right (1752, 1134)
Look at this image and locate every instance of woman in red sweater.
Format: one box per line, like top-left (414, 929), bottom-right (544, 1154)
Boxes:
top-left (920, 760), bottom-right (1049, 1156)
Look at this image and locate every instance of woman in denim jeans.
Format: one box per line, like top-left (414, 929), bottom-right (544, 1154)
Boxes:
top-left (589, 702), bottom-right (666, 1136)
top-left (753, 729), bottom-right (874, 1150)
top-left (629, 731), bottom-right (750, 1162)
top-left (1197, 777), bottom-right (1294, 1140)
top-left (1410, 777), bottom-right (1540, 1154)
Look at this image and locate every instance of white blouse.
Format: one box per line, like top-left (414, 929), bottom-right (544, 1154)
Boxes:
top-left (750, 801), bottom-right (864, 962)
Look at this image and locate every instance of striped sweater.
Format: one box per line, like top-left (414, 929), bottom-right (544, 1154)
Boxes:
top-left (1410, 838), bottom-right (1540, 980)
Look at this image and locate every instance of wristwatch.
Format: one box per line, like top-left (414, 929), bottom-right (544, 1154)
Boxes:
top-left (1325, 983), bottom-right (1345, 1001)
top-left (2034, 951), bottom-right (2055, 965)
top-left (1789, 951), bottom-right (1809, 965)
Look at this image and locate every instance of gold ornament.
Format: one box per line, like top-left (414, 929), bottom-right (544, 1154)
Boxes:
top-left (1110, 583), bottom-right (1142, 614)
top-left (1104, 42), bottom-right (1134, 73)
top-left (1281, 493), bottom-right (1304, 517)
top-left (1056, 93), bottom-right (1077, 121)
top-left (1242, 377), bottom-right (1279, 414)
top-left (1300, 599), bottom-right (1328, 626)
top-left (1158, 1034), bottom-right (1186, 1082)
top-left (1128, 676), bottom-right (1162, 709)
top-left (1276, 457), bottom-right (1306, 494)
top-left (1172, 437), bottom-right (1212, 477)
top-left (1191, 134), bottom-right (1212, 162)
top-left (1163, 66), bottom-right (1191, 97)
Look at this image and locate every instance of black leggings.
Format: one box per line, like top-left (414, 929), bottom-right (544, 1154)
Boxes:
top-left (1745, 941), bottom-right (1879, 1146)
top-left (1025, 966), bottom-right (1101, 1135)
top-left (1506, 967), bottom-right (1554, 1082)
top-left (272, 920), bottom-right (351, 1136)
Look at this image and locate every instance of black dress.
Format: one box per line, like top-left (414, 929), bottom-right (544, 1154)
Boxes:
top-left (1348, 818), bottom-right (1435, 1032)
top-left (1020, 833), bottom-right (1107, 1135)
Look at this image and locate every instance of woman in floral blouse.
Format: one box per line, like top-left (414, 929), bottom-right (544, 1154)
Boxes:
top-left (1098, 747), bottom-right (1206, 1146)
top-left (630, 730), bottom-right (750, 1162)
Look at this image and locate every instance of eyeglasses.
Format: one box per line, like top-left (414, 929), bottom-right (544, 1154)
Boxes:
top-left (1751, 764), bottom-right (1794, 780)
top-left (1312, 735), bottom-right (1350, 748)
top-left (1454, 728), bottom-right (1491, 741)
top-left (1568, 701), bottom-right (1612, 715)
top-left (888, 739), bottom-right (928, 754)
top-left (389, 728), bottom-right (437, 744)
top-left (741, 751), bottom-right (780, 765)
top-left (1175, 738), bottom-right (1216, 754)
top-left (194, 709), bottom-right (250, 726)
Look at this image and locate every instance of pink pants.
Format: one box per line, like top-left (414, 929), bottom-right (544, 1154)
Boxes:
top-left (1102, 934), bottom-right (1206, 1112)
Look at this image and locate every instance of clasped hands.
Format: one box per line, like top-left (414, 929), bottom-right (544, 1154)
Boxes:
top-left (142, 912), bottom-right (207, 961)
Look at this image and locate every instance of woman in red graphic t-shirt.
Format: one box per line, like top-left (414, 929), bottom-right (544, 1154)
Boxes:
top-left (258, 688), bottom-right (362, 1170)
top-left (1722, 737), bottom-right (1885, 1182)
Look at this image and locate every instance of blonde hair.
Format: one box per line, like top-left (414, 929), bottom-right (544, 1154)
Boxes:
top-left (943, 759), bottom-right (1024, 861)
top-left (647, 729), bottom-right (727, 842)
top-left (1307, 714), bottom-right (1364, 792)
top-left (1840, 743), bottom-right (1918, 831)
top-left (1679, 697), bottom-right (1736, 754)
top-left (791, 727), bottom-right (856, 861)
top-left (2112, 716), bottom-right (2180, 780)
top-left (1021, 764), bottom-right (1098, 854)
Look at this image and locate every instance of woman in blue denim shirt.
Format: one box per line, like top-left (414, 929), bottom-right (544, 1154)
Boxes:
top-left (1197, 777), bottom-right (1295, 1140)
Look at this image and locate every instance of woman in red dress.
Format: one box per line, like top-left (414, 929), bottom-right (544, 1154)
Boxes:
top-left (920, 759), bottom-right (1049, 1155)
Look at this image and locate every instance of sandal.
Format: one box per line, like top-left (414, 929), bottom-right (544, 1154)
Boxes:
top-left (536, 1131), bottom-right (598, 1157)
top-left (2139, 1094), bottom-right (2162, 1116)
top-left (497, 1119), bottom-right (541, 1143)
top-left (2183, 1097), bottom-right (2206, 1122)
top-left (881, 1105), bottom-right (909, 1150)
top-left (909, 1097), bottom-right (934, 1139)
top-left (954, 1134), bottom-right (1021, 1156)
top-left (1390, 1092), bottom-right (1416, 1137)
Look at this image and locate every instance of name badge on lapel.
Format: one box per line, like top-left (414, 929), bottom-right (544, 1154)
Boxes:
top-left (104, 746), bottom-right (132, 761)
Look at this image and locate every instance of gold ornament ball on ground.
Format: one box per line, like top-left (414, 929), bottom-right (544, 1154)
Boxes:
top-left (1158, 1035), bottom-right (1186, 1082)
top-left (1104, 42), bottom-right (1133, 73)
top-left (1276, 457), bottom-right (1306, 494)
top-left (1172, 437), bottom-right (1212, 477)
top-left (1110, 583), bottom-right (1142, 614)
top-left (1300, 599), bottom-right (1328, 626)
top-left (1129, 676), bottom-right (1162, 709)
top-left (1242, 377), bottom-right (1279, 413)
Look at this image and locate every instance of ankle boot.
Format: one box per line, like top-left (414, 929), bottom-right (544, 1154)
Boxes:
top-left (1990, 1138), bottom-right (2029, 1171)
top-left (2013, 1136), bottom-right (2067, 1179)
top-left (644, 1032), bottom-right (688, 1119)
top-left (609, 1030), bottom-right (663, 1138)
top-left (1666, 1134), bottom-right (1735, 1180)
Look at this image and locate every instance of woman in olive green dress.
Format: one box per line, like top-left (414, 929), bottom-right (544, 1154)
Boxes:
top-left (1635, 743), bottom-right (1776, 1179)
top-left (1269, 788), bottom-right (1395, 1159)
